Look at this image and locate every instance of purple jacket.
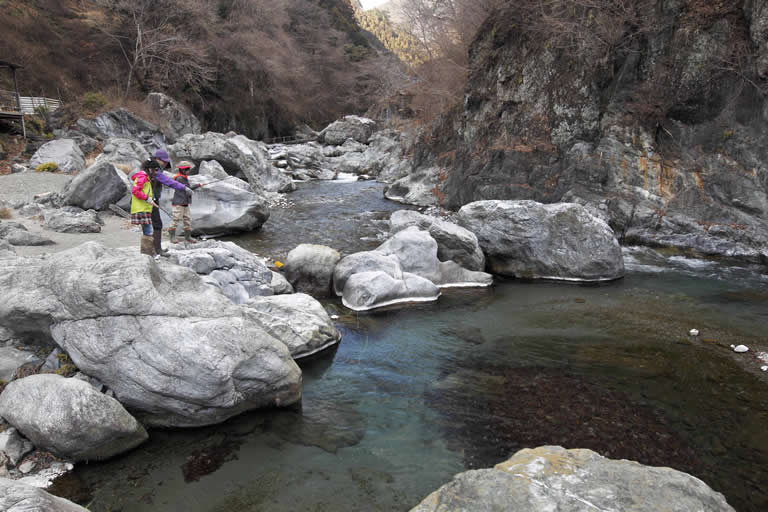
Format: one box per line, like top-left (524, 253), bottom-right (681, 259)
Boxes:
top-left (152, 171), bottom-right (186, 201)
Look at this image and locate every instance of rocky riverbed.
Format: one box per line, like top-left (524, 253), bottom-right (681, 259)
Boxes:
top-left (1, 104), bottom-right (766, 511)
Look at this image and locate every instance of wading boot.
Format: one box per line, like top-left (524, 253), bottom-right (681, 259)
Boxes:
top-left (184, 230), bottom-right (198, 244)
top-left (140, 235), bottom-right (155, 256)
top-left (153, 230), bottom-right (169, 257)
top-left (168, 227), bottom-right (177, 244)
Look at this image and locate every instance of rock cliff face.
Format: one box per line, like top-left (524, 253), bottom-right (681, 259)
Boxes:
top-left (415, 1), bottom-right (768, 263)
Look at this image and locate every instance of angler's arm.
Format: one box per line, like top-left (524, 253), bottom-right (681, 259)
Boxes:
top-left (155, 171), bottom-right (187, 191)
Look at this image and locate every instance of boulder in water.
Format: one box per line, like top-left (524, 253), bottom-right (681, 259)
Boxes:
top-left (409, 445), bottom-right (735, 512)
top-left (458, 200), bottom-right (624, 281)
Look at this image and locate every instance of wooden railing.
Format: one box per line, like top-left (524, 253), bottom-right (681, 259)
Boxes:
top-left (19, 96), bottom-right (62, 114)
top-left (0, 89), bottom-right (61, 114)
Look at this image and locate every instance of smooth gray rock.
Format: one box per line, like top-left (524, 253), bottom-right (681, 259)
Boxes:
top-left (333, 251), bottom-right (402, 296)
top-left (43, 208), bottom-right (102, 233)
top-left (60, 161), bottom-right (129, 211)
top-left (198, 161), bottom-right (252, 191)
top-left (458, 200), bottom-right (625, 281)
top-left (376, 227), bottom-right (492, 287)
top-left (146, 92), bottom-right (201, 143)
top-left (0, 477), bottom-right (89, 512)
top-left (284, 244), bottom-right (341, 298)
top-left (319, 115), bottom-right (376, 145)
top-left (160, 175), bottom-right (269, 236)
top-left (29, 139), bottom-right (85, 174)
top-left (0, 242), bottom-right (302, 428)
top-left (342, 270), bottom-right (440, 311)
top-left (0, 428), bottom-right (34, 466)
top-left (390, 210), bottom-right (486, 271)
top-left (410, 446), bottom-right (735, 512)
top-left (0, 374), bottom-right (147, 461)
top-left (270, 271), bottom-right (294, 295)
top-left (244, 294), bottom-right (341, 359)
top-left (2, 229), bottom-right (54, 247)
top-left (169, 132), bottom-right (294, 193)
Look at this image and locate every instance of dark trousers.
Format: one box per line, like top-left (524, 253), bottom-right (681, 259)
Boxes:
top-left (151, 206), bottom-right (162, 229)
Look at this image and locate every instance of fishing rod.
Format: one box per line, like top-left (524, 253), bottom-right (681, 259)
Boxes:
top-left (196, 175), bottom-right (236, 186)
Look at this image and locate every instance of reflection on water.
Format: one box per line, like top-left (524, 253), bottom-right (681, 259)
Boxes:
top-left (63, 182), bottom-right (768, 512)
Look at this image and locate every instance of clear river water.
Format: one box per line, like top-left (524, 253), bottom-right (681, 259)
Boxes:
top-left (54, 179), bottom-right (768, 512)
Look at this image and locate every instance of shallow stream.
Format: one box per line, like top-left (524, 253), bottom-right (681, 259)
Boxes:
top-left (57, 180), bottom-right (768, 512)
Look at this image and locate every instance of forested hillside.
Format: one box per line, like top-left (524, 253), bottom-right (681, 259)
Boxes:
top-left (0, 0), bottom-right (388, 138)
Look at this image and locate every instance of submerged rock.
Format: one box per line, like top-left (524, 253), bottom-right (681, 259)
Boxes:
top-left (458, 200), bottom-right (624, 281)
top-left (410, 446), bottom-right (735, 512)
top-left (0, 374), bottom-right (147, 461)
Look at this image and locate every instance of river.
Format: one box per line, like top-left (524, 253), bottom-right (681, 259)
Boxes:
top-left (56, 179), bottom-right (768, 512)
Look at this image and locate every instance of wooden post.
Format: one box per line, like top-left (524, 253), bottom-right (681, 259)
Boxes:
top-left (11, 66), bottom-right (25, 139)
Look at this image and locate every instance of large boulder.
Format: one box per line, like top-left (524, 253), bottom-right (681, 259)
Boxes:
top-left (146, 92), bottom-right (201, 143)
top-left (245, 294), bottom-right (341, 358)
top-left (0, 242), bottom-right (302, 428)
top-left (390, 210), bottom-right (485, 271)
top-left (319, 115), bottom-right (377, 145)
top-left (90, 137), bottom-right (149, 175)
top-left (409, 446), bottom-right (735, 512)
top-left (0, 478), bottom-right (90, 512)
top-left (159, 175), bottom-right (269, 236)
top-left (75, 108), bottom-right (165, 150)
top-left (284, 244), bottom-right (341, 297)
top-left (29, 139), bottom-right (85, 174)
top-left (169, 132), bottom-right (294, 193)
top-left (60, 161), bottom-right (129, 211)
top-left (458, 200), bottom-right (625, 281)
top-left (0, 374), bottom-right (148, 461)
top-left (376, 227), bottom-right (492, 287)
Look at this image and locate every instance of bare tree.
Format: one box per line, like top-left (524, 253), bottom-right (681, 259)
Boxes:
top-left (95, 0), bottom-right (215, 98)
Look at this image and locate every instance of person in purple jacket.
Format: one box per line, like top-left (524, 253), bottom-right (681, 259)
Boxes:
top-left (148, 149), bottom-right (192, 256)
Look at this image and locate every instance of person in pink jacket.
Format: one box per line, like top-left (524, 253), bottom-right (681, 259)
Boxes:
top-left (130, 159), bottom-right (187, 257)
